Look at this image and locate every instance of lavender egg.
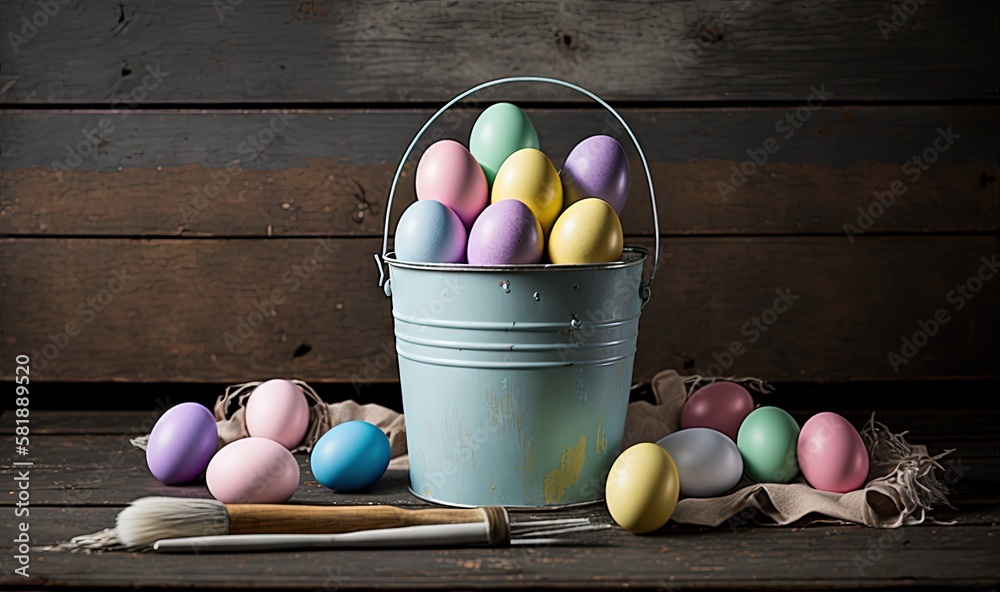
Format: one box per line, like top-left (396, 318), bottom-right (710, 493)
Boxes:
top-left (146, 402), bottom-right (219, 485)
top-left (467, 200), bottom-right (543, 265)
top-left (560, 135), bottom-right (630, 214)
top-left (394, 200), bottom-right (467, 263)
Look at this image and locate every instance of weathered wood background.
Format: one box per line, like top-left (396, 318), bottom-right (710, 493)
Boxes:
top-left (1, 0), bottom-right (998, 390)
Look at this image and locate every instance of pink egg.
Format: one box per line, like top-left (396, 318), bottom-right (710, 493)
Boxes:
top-left (416, 139), bottom-right (488, 229)
top-left (680, 381), bottom-right (755, 441)
top-left (246, 379), bottom-right (310, 449)
top-left (206, 437), bottom-right (300, 504)
top-left (797, 412), bottom-right (869, 493)
top-left (467, 200), bottom-right (543, 265)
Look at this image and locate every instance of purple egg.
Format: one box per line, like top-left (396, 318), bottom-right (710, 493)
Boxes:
top-left (560, 135), bottom-right (630, 214)
top-left (680, 382), bottom-right (755, 441)
top-left (146, 402), bottom-right (219, 485)
top-left (467, 200), bottom-right (543, 265)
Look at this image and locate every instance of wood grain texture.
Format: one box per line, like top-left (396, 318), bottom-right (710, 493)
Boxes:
top-left (5, 411), bottom-right (996, 507)
top-left (1, 107), bottom-right (997, 236)
top-left (1, 408), bottom-right (998, 590)
top-left (6, 506), bottom-right (997, 590)
top-left (1, 236), bottom-right (996, 384)
top-left (1, 0), bottom-right (997, 103)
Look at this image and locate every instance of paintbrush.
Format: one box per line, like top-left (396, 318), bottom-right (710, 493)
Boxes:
top-left (152, 521), bottom-right (610, 553)
top-left (116, 496), bottom-right (601, 548)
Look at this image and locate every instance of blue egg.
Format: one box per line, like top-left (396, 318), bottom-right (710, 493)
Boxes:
top-left (394, 200), bottom-right (467, 263)
top-left (656, 428), bottom-right (744, 498)
top-left (310, 421), bottom-right (391, 491)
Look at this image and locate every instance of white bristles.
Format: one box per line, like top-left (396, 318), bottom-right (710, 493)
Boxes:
top-left (116, 497), bottom-right (229, 547)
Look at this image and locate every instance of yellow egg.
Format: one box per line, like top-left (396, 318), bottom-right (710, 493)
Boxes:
top-left (605, 443), bottom-right (680, 533)
top-left (491, 148), bottom-right (563, 235)
top-left (547, 198), bottom-right (624, 264)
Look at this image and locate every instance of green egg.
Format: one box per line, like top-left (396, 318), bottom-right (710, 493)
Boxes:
top-left (469, 103), bottom-right (539, 186)
top-left (737, 406), bottom-right (800, 483)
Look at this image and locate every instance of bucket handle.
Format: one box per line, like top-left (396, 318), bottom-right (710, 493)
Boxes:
top-left (375, 76), bottom-right (660, 305)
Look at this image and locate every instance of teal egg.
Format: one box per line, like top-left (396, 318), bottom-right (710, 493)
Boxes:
top-left (469, 103), bottom-right (539, 186)
top-left (737, 406), bottom-right (800, 483)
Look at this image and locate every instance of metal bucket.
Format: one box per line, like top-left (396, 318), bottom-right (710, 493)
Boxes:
top-left (374, 77), bottom-right (660, 507)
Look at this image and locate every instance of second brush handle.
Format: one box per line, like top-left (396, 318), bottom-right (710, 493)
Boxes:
top-left (224, 504), bottom-right (511, 545)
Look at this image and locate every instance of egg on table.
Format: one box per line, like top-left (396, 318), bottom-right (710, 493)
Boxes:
top-left (491, 148), bottom-right (563, 236)
top-left (145, 402), bottom-right (219, 485)
top-left (656, 428), bottom-right (743, 498)
top-left (797, 412), bottom-right (870, 493)
top-left (737, 406), bottom-right (800, 483)
top-left (415, 139), bottom-right (488, 229)
top-left (469, 103), bottom-right (539, 186)
top-left (547, 198), bottom-right (623, 264)
top-left (605, 442), bottom-right (680, 533)
top-left (311, 421), bottom-right (391, 492)
top-left (393, 200), bottom-right (467, 264)
top-left (680, 381), bottom-right (756, 441)
top-left (560, 134), bottom-right (630, 214)
top-left (206, 437), bottom-right (300, 503)
top-left (245, 378), bottom-right (310, 449)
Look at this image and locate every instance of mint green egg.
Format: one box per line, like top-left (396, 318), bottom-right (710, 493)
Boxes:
top-left (469, 103), bottom-right (539, 186)
top-left (737, 406), bottom-right (800, 483)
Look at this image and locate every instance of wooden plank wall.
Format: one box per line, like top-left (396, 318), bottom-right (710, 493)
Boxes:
top-left (1, 0), bottom-right (998, 389)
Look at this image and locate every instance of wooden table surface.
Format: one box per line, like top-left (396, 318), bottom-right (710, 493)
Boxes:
top-left (2, 408), bottom-right (997, 591)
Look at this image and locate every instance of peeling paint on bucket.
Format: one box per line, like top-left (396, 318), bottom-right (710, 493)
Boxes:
top-left (375, 77), bottom-right (661, 507)
top-left (385, 249), bottom-right (646, 506)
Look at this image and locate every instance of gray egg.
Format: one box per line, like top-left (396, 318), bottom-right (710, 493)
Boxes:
top-left (656, 427), bottom-right (744, 498)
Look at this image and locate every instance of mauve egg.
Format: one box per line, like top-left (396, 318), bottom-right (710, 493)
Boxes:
top-left (415, 139), bottom-right (488, 229)
top-left (656, 428), bottom-right (743, 498)
top-left (206, 437), bottom-right (300, 504)
top-left (146, 402), bottom-right (218, 485)
top-left (560, 135), bottom-right (630, 214)
top-left (394, 200), bottom-right (467, 263)
top-left (797, 412), bottom-right (870, 493)
top-left (680, 381), bottom-right (755, 441)
top-left (467, 200), bottom-right (543, 265)
top-left (245, 379), bottom-right (310, 449)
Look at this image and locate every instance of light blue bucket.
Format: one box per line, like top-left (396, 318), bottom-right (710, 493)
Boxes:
top-left (374, 77), bottom-right (660, 507)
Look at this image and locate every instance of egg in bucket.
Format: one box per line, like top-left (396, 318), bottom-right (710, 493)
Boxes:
top-left (374, 77), bottom-right (660, 507)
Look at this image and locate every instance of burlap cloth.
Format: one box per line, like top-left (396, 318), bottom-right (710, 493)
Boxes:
top-left (129, 370), bottom-right (954, 529)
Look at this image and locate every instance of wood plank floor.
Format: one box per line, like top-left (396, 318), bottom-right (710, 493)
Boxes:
top-left (2, 406), bottom-right (997, 590)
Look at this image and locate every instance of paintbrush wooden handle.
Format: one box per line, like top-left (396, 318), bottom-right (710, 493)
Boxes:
top-left (224, 504), bottom-right (510, 544)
